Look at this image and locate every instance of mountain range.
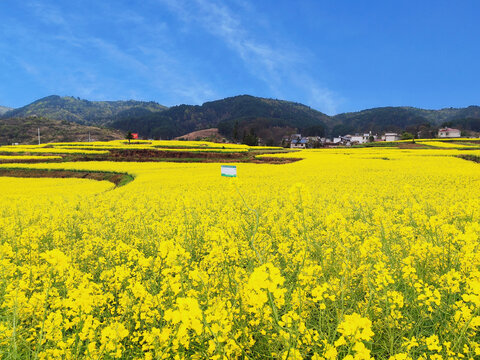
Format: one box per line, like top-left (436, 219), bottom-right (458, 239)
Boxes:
top-left (332, 106), bottom-right (480, 137)
top-left (2, 95), bottom-right (480, 145)
top-left (4, 95), bottom-right (167, 125)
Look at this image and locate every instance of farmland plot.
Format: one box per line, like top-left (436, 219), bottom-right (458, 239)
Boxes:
top-left (1, 145), bottom-right (480, 359)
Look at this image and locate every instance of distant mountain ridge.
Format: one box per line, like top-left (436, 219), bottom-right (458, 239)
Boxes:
top-left (331, 106), bottom-right (480, 136)
top-left (3, 95), bottom-right (480, 143)
top-left (2, 95), bottom-right (167, 126)
top-left (0, 106), bottom-right (12, 116)
top-left (111, 95), bottom-right (333, 142)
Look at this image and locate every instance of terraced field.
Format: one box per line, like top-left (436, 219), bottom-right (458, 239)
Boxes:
top-left (1, 140), bottom-right (480, 359)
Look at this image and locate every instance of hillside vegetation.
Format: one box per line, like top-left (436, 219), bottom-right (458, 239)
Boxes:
top-left (2, 95), bottom-right (167, 126)
top-left (111, 95), bottom-right (332, 142)
top-left (0, 117), bottom-right (124, 145)
top-left (3, 95), bottom-right (480, 142)
top-left (332, 105), bottom-right (480, 136)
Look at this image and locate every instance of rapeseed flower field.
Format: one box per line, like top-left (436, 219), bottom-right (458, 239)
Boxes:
top-left (1, 145), bottom-right (480, 359)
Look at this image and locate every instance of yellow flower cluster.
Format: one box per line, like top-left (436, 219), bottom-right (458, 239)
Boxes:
top-left (53, 145), bottom-right (249, 153)
top-left (0, 140), bottom-right (282, 158)
top-left (417, 141), bottom-right (480, 148)
top-left (1, 145), bottom-right (480, 359)
top-left (397, 138), bottom-right (480, 143)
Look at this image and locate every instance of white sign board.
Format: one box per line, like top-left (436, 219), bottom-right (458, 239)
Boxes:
top-left (221, 165), bottom-right (237, 177)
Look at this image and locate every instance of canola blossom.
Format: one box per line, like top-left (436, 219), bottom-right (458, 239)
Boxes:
top-left (416, 141), bottom-right (480, 149)
top-left (1, 146), bottom-right (480, 359)
top-left (0, 140), bottom-right (281, 157)
top-left (52, 145), bottom-right (250, 153)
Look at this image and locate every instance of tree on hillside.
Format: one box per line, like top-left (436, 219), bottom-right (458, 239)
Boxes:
top-left (233, 120), bottom-right (239, 142)
top-left (242, 128), bottom-right (258, 146)
top-left (302, 124), bottom-right (325, 137)
top-left (126, 131), bottom-right (134, 144)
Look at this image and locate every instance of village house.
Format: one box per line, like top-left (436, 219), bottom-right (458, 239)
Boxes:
top-left (333, 132), bottom-right (377, 145)
top-left (350, 134), bottom-right (365, 144)
top-left (350, 132), bottom-right (377, 144)
top-left (290, 138), bottom-right (308, 148)
top-left (384, 132), bottom-right (400, 141)
top-left (285, 134), bottom-right (326, 148)
top-left (333, 136), bottom-right (352, 146)
top-left (438, 127), bottom-right (461, 138)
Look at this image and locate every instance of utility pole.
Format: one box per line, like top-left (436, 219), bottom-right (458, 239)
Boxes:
top-left (88, 132), bottom-right (91, 142)
top-left (38, 128), bottom-right (40, 145)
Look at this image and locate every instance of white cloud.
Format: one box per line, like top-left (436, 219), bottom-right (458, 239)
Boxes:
top-left (4, 0), bottom-right (341, 111)
top-left (4, 1), bottom-right (217, 105)
top-left (159, 0), bottom-right (341, 113)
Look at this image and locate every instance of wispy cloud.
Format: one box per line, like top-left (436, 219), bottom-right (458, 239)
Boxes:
top-left (304, 83), bottom-right (341, 116)
top-left (27, 1), bottom-right (67, 26)
top-left (160, 0), bottom-right (290, 86)
top-left (2, 1), bottom-right (218, 105)
top-left (159, 0), bottom-right (341, 114)
top-left (55, 31), bottom-right (218, 104)
top-left (2, 0), bottom-right (340, 112)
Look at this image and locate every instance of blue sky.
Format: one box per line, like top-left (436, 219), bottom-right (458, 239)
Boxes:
top-left (1, 0), bottom-right (479, 115)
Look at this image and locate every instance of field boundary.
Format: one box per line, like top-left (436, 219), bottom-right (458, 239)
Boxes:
top-left (0, 168), bottom-right (134, 187)
top-left (0, 148), bottom-right (302, 164)
top-left (457, 154), bottom-right (480, 163)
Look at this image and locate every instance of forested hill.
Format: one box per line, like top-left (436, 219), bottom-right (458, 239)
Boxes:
top-left (0, 117), bottom-right (124, 145)
top-left (331, 106), bottom-right (480, 136)
top-left (3, 95), bottom-right (480, 142)
top-left (1, 95), bottom-right (167, 126)
top-left (111, 95), bottom-right (333, 141)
